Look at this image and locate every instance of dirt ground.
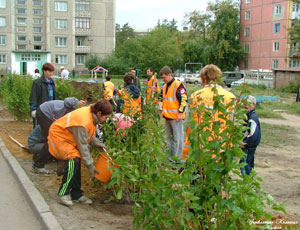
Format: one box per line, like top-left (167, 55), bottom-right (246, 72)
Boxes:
top-left (0, 101), bottom-right (300, 229)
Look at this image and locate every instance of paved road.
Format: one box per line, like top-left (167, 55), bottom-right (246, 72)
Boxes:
top-left (0, 152), bottom-right (42, 230)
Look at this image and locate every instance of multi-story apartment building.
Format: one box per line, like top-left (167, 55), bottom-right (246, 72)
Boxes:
top-left (240, 0), bottom-right (300, 70)
top-left (0, 0), bottom-right (115, 75)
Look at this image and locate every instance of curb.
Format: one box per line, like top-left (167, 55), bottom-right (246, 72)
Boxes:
top-left (0, 137), bottom-right (63, 230)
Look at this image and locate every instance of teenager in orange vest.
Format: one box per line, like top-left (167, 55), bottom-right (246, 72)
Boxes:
top-left (146, 67), bottom-right (160, 100)
top-left (160, 66), bottom-right (187, 162)
top-left (48, 100), bottom-right (113, 206)
top-left (116, 72), bottom-right (142, 118)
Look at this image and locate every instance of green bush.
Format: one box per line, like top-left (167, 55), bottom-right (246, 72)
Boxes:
top-left (55, 80), bottom-right (82, 100)
top-left (279, 81), bottom-right (300, 93)
top-left (1, 74), bottom-right (33, 121)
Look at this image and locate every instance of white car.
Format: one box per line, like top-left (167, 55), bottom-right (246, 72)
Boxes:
top-left (231, 78), bottom-right (245, 87)
top-left (175, 74), bottom-right (186, 83)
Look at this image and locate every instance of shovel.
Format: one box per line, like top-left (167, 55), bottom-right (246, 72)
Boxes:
top-left (9, 135), bottom-right (31, 152)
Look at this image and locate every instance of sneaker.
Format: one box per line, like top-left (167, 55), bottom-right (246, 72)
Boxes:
top-left (74, 195), bottom-right (93, 204)
top-left (59, 195), bottom-right (73, 206)
top-left (31, 165), bottom-right (50, 175)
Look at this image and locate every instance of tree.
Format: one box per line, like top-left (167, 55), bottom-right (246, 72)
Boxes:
top-left (289, 0), bottom-right (300, 56)
top-left (116, 23), bottom-right (136, 47)
top-left (85, 54), bottom-right (101, 70)
top-left (156, 18), bottom-right (178, 32)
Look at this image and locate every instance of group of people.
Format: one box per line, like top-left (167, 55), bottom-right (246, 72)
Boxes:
top-left (27, 62), bottom-right (261, 206)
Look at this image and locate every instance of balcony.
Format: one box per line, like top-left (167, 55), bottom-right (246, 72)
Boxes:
top-left (75, 28), bottom-right (91, 36)
top-left (289, 48), bottom-right (300, 57)
top-left (75, 11), bottom-right (91, 18)
top-left (75, 46), bottom-right (90, 53)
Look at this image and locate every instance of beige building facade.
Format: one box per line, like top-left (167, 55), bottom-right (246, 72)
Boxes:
top-left (0, 0), bottom-right (115, 75)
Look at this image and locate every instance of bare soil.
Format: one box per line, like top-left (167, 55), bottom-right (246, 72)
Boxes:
top-left (1, 101), bottom-right (300, 229)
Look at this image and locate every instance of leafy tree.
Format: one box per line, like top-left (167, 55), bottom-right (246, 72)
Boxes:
top-left (115, 26), bottom-right (183, 73)
top-left (116, 23), bottom-right (136, 47)
top-left (156, 18), bottom-right (178, 32)
top-left (85, 54), bottom-right (102, 70)
top-left (289, 0), bottom-right (300, 55)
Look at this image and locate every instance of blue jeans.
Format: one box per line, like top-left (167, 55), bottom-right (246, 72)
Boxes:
top-left (240, 148), bottom-right (256, 176)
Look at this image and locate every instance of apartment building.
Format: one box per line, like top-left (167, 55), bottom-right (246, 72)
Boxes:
top-left (0, 0), bottom-right (115, 75)
top-left (240, 0), bottom-right (300, 70)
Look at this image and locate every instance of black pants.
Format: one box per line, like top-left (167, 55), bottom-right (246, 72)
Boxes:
top-left (32, 142), bottom-right (53, 168)
top-left (240, 148), bottom-right (256, 176)
top-left (58, 158), bottom-right (83, 200)
top-left (36, 108), bottom-right (53, 140)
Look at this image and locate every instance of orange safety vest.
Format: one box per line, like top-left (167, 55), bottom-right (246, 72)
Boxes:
top-left (119, 88), bottom-right (142, 117)
top-left (162, 80), bottom-right (186, 120)
top-left (146, 75), bottom-right (160, 99)
top-left (104, 81), bottom-right (115, 100)
top-left (48, 106), bottom-right (97, 160)
top-left (182, 86), bottom-right (235, 159)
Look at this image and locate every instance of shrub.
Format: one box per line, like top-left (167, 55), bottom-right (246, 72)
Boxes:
top-left (279, 81), bottom-right (300, 93)
top-left (55, 80), bottom-right (82, 100)
top-left (1, 74), bottom-right (33, 121)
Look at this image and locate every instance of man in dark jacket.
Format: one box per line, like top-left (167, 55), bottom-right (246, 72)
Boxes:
top-left (241, 95), bottom-right (261, 176)
top-left (29, 62), bottom-right (56, 128)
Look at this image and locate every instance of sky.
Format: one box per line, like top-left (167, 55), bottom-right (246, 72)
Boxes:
top-left (116, 0), bottom-right (210, 30)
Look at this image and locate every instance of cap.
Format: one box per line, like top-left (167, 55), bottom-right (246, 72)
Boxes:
top-left (60, 66), bottom-right (64, 69)
top-left (247, 95), bottom-right (256, 105)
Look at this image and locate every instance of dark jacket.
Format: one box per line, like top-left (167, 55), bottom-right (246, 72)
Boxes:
top-left (30, 75), bottom-right (56, 111)
top-left (243, 109), bottom-right (261, 149)
top-left (116, 83), bottom-right (141, 113)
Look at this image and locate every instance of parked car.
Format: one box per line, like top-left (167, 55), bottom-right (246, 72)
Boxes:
top-left (175, 74), bottom-right (185, 83)
top-left (231, 78), bottom-right (245, 87)
top-left (221, 72), bottom-right (244, 87)
top-left (186, 74), bottom-right (201, 85)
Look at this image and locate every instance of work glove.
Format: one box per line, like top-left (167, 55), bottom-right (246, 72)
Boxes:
top-left (31, 110), bottom-right (36, 118)
top-left (88, 164), bottom-right (99, 178)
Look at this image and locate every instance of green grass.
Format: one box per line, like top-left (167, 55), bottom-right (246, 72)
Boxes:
top-left (260, 123), bottom-right (299, 148)
top-left (256, 106), bottom-right (284, 119)
top-left (261, 101), bottom-right (300, 115)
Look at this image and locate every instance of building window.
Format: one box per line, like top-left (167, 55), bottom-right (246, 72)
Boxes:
top-left (55, 55), bottom-right (68, 64)
top-left (55, 19), bottom-right (67, 29)
top-left (274, 23), bottom-right (280, 34)
top-left (18, 44), bottom-right (26, 50)
top-left (77, 55), bottom-right (85, 65)
top-left (17, 27), bottom-right (26, 32)
top-left (55, 1), bottom-right (67, 11)
top-left (0, 35), bottom-right (6, 45)
top-left (76, 37), bottom-right (84, 46)
top-left (17, 36), bottom-right (26, 41)
top-left (75, 18), bottom-right (90, 28)
top-left (0, 0), bottom-right (6, 8)
top-left (17, 18), bottom-right (26, 24)
top-left (272, 60), bottom-right (278, 69)
top-left (289, 60), bottom-right (300, 67)
top-left (244, 43), bottom-right (249, 53)
top-left (34, 36), bottom-right (42, 42)
top-left (33, 0), bottom-right (42, 6)
top-left (245, 11), bottom-right (250, 20)
top-left (16, 8), bottom-right (26, 14)
top-left (244, 27), bottom-right (250, 37)
top-left (245, 0), bottom-right (250, 3)
top-left (273, 42), bottom-right (279, 51)
top-left (244, 60), bottom-right (248, 69)
top-left (33, 18), bottom-right (42, 24)
top-left (274, 5), bottom-right (281, 15)
top-left (76, 0), bottom-right (89, 11)
top-left (0, 54), bottom-right (6, 63)
top-left (34, 45), bottom-right (42, 50)
top-left (21, 53), bottom-right (30, 61)
top-left (32, 54), bottom-right (41, 61)
top-left (16, 0), bottom-right (26, 5)
top-left (33, 9), bottom-right (42, 15)
top-left (293, 3), bottom-right (298, 12)
top-left (33, 27), bottom-right (42, 33)
top-left (0, 17), bottom-right (6, 27)
top-left (55, 37), bottom-right (67, 47)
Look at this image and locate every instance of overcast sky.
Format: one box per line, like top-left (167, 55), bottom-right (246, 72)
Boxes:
top-left (116, 0), bottom-right (210, 30)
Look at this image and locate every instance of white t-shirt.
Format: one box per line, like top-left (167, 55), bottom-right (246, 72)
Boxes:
top-left (61, 69), bottom-right (70, 80)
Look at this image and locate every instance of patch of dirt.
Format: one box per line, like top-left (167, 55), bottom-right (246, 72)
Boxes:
top-left (1, 100), bottom-right (300, 229)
